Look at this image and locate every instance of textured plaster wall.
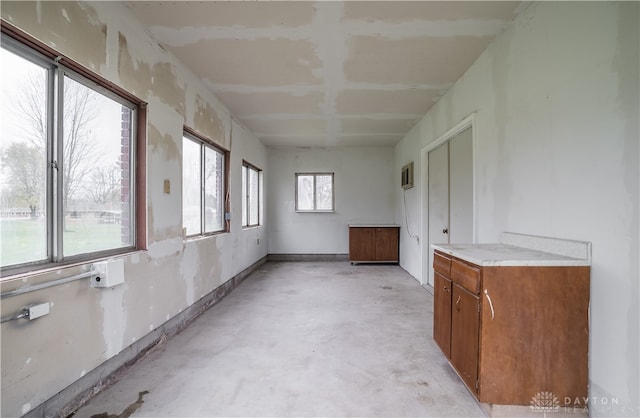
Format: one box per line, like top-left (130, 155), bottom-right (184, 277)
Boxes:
top-left (395, 2), bottom-right (639, 416)
top-left (267, 146), bottom-right (395, 254)
top-left (0, 2), bottom-right (266, 417)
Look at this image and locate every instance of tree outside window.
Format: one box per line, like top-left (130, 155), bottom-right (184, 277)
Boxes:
top-left (295, 173), bottom-right (334, 212)
top-left (0, 39), bottom-right (137, 271)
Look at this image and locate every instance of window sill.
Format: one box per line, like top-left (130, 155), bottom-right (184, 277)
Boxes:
top-left (295, 210), bottom-right (335, 214)
top-left (0, 248), bottom-right (144, 282)
top-left (183, 230), bottom-right (228, 242)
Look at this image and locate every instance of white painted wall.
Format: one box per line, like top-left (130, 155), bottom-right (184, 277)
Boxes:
top-left (0, 3), bottom-right (267, 417)
top-left (394, 2), bottom-right (639, 416)
top-left (267, 147), bottom-right (395, 254)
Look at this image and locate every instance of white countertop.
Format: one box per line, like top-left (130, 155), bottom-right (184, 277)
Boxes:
top-left (348, 224), bottom-right (400, 228)
top-left (432, 243), bottom-right (591, 266)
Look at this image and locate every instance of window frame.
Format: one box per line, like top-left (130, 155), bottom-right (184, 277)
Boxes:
top-left (1, 25), bottom-right (146, 277)
top-left (182, 127), bottom-right (229, 238)
top-left (242, 161), bottom-right (261, 228)
top-left (295, 172), bottom-right (335, 213)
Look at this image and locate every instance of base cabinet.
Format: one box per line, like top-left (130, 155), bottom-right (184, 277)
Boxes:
top-left (349, 226), bottom-right (399, 263)
top-left (433, 250), bottom-right (590, 406)
top-left (433, 272), bottom-right (452, 357)
top-left (450, 284), bottom-right (479, 394)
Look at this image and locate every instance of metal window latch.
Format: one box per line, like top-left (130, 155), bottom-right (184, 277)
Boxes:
top-left (51, 161), bottom-right (59, 170)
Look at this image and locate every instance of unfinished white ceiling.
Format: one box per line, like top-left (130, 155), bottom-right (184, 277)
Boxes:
top-left (125, 1), bottom-right (524, 147)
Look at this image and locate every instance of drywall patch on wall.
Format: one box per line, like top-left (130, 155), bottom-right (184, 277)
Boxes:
top-left (121, 255), bottom-right (185, 346)
top-left (1, 1), bottom-right (106, 72)
top-left (0, 278), bottom-right (106, 418)
top-left (182, 236), bottom-right (224, 304)
top-left (99, 281), bottom-right (126, 358)
top-left (194, 94), bottom-right (226, 147)
top-left (182, 241), bottom-right (198, 306)
top-left (147, 124), bottom-right (181, 243)
top-left (117, 32), bottom-right (186, 117)
top-left (147, 238), bottom-right (183, 260)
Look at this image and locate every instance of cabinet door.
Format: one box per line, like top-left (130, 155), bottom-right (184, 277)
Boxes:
top-left (375, 227), bottom-right (399, 261)
top-left (349, 228), bottom-right (376, 261)
top-left (433, 272), bottom-right (452, 358)
top-left (451, 284), bottom-right (480, 394)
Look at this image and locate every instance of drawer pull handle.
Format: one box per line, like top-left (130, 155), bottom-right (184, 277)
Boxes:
top-left (443, 286), bottom-right (449, 293)
top-left (455, 295), bottom-right (461, 310)
top-left (484, 289), bottom-right (495, 319)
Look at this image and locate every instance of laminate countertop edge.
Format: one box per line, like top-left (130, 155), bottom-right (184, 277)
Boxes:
top-left (431, 243), bottom-right (591, 267)
top-left (348, 224), bottom-right (401, 228)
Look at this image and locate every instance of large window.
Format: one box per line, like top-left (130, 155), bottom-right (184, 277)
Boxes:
top-left (0, 34), bottom-right (139, 272)
top-left (182, 130), bottom-right (226, 236)
top-left (295, 173), bottom-right (334, 212)
top-left (242, 162), bottom-right (261, 227)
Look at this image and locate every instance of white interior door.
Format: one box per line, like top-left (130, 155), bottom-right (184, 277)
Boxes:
top-left (427, 142), bottom-right (449, 287)
top-left (426, 126), bottom-right (473, 287)
top-left (449, 127), bottom-right (473, 243)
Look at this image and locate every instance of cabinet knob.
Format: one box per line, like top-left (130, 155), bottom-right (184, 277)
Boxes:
top-left (443, 286), bottom-right (449, 292)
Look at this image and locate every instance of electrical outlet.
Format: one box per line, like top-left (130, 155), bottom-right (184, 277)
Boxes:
top-left (91, 259), bottom-right (125, 288)
top-left (26, 303), bottom-right (50, 320)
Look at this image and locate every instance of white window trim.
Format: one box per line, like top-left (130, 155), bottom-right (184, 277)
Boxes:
top-left (182, 131), bottom-right (227, 238)
top-left (242, 161), bottom-right (261, 228)
top-left (294, 172), bottom-right (335, 213)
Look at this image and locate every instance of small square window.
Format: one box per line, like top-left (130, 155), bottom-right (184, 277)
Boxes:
top-left (295, 173), bottom-right (334, 212)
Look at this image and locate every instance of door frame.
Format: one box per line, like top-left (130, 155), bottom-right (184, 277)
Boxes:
top-left (420, 113), bottom-right (477, 287)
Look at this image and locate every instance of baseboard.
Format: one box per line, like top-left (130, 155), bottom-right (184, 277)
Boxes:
top-left (26, 256), bottom-right (267, 418)
top-left (267, 253), bottom-right (349, 262)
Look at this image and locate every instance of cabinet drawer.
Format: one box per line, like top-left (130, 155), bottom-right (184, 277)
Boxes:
top-left (433, 252), bottom-right (451, 276)
top-left (451, 259), bottom-right (480, 294)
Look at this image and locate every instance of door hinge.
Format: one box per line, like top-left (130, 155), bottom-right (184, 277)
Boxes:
top-left (476, 380), bottom-right (479, 390)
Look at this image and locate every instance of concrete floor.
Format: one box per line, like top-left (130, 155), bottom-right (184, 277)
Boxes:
top-left (73, 262), bottom-right (485, 417)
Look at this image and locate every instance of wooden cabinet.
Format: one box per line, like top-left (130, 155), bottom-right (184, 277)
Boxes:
top-left (433, 249), bottom-right (590, 407)
top-left (450, 284), bottom-right (479, 394)
top-left (349, 226), bottom-right (399, 263)
top-left (433, 251), bottom-right (452, 356)
top-left (433, 272), bottom-right (452, 357)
